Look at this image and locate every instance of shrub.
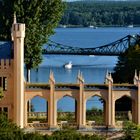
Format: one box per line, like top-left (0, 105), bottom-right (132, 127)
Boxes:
top-left (123, 121), bottom-right (137, 139)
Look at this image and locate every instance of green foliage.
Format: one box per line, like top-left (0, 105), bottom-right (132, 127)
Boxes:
top-left (23, 133), bottom-right (45, 140)
top-left (51, 129), bottom-right (105, 140)
top-left (86, 107), bottom-right (104, 125)
top-left (60, 1), bottom-right (140, 27)
top-left (113, 43), bottom-right (140, 83)
top-left (28, 118), bottom-right (47, 123)
top-left (123, 121), bottom-right (137, 139)
top-left (0, 114), bottom-right (24, 140)
top-left (0, 114), bottom-right (105, 140)
top-left (0, 0), bottom-right (64, 71)
top-left (58, 112), bottom-right (74, 122)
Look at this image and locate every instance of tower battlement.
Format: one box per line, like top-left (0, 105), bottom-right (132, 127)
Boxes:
top-left (0, 59), bottom-right (13, 70)
top-left (13, 23), bottom-right (25, 38)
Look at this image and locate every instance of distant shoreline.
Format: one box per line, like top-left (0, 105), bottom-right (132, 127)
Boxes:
top-left (58, 25), bottom-right (140, 28)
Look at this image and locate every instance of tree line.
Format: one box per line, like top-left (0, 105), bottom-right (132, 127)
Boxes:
top-left (60, 1), bottom-right (140, 27)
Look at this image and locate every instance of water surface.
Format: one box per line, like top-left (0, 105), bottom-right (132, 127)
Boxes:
top-left (30, 27), bottom-right (140, 112)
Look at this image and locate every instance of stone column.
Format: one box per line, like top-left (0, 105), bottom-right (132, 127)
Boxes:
top-left (75, 100), bottom-right (77, 122)
top-left (106, 72), bottom-right (114, 127)
top-left (132, 100), bottom-right (136, 123)
top-left (77, 71), bottom-right (86, 129)
top-left (104, 101), bottom-right (107, 126)
top-left (137, 79), bottom-right (140, 124)
top-left (48, 71), bottom-right (57, 129)
top-left (13, 23), bottom-right (25, 128)
top-left (47, 102), bottom-right (48, 122)
top-left (133, 70), bottom-right (140, 124)
top-left (24, 100), bottom-right (28, 127)
top-left (111, 99), bottom-right (115, 126)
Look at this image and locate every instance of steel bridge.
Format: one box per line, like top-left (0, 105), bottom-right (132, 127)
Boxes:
top-left (42, 34), bottom-right (140, 56)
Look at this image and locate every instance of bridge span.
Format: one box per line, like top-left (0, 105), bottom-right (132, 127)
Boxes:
top-left (43, 34), bottom-right (140, 56)
top-left (24, 71), bottom-right (140, 130)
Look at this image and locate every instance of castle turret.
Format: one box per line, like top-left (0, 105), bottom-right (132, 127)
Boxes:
top-left (12, 16), bottom-right (25, 128)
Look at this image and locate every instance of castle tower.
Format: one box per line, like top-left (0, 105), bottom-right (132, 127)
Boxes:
top-left (12, 17), bottom-right (25, 128)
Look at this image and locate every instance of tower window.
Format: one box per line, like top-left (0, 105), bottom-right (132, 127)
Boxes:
top-left (3, 77), bottom-right (7, 91)
top-left (0, 107), bottom-right (8, 118)
top-left (0, 77), bottom-right (8, 91)
top-left (3, 107), bottom-right (8, 112)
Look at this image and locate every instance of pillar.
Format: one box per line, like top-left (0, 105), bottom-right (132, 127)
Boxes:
top-left (47, 102), bottom-right (48, 122)
top-left (104, 101), bottom-right (107, 126)
top-left (132, 100), bottom-right (136, 123)
top-left (48, 71), bottom-right (57, 129)
top-left (77, 71), bottom-right (86, 129)
top-left (134, 70), bottom-right (140, 124)
top-left (75, 100), bottom-right (77, 122)
top-left (24, 100), bottom-right (28, 127)
top-left (13, 22), bottom-right (25, 128)
top-left (137, 81), bottom-right (140, 124)
top-left (106, 73), bottom-right (115, 127)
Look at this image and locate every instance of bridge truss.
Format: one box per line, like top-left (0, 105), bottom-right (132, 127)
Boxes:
top-left (42, 34), bottom-right (140, 56)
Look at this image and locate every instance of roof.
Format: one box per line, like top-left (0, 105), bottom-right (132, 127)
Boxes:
top-left (0, 41), bottom-right (13, 59)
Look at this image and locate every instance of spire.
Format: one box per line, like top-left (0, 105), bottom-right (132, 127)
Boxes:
top-left (49, 70), bottom-right (55, 84)
top-left (109, 72), bottom-right (113, 83)
top-left (77, 70), bottom-right (84, 83)
top-left (105, 69), bottom-right (109, 84)
top-left (139, 71), bottom-right (140, 81)
top-left (134, 70), bottom-right (138, 85)
top-left (106, 70), bottom-right (109, 78)
top-left (13, 13), bottom-right (17, 24)
top-left (105, 71), bottom-right (113, 84)
top-left (77, 70), bottom-right (81, 83)
top-left (135, 70), bottom-right (138, 79)
top-left (80, 72), bottom-right (84, 83)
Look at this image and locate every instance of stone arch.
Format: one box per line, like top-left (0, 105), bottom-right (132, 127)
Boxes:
top-left (115, 95), bottom-right (134, 126)
top-left (25, 91), bottom-right (49, 102)
top-left (56, 95), bottom-right (77, 127)
top-left (55, 92), bottom-right (77, 102)
top-left (25, 95), bottom-right (48, 127)
top-left (27, 94), bottom-right (48, 102)
top-left (86, 94), bottom-right (106, 126)
top-left (85, 93), bottom-right (107, 103)
top-left (115, 94), bottom-right (133, 102)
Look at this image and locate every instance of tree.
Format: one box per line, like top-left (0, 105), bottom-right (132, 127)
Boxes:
top-left (0, 0), bottom-right (65, 81)
top-left (113, 43), bottom-right (140, 83)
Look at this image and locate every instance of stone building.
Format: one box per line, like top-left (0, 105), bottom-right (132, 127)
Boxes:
top-left (0, 15), bottom-right (25, 128)
top-left (0, 16), bottom-right (140, 130)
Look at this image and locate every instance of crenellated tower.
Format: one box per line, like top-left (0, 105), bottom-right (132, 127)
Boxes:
top-left (12, 16), bottom-right (25, 128)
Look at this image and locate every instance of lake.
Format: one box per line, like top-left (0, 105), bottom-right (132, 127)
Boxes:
top-left (30, 27), bottom-right (140, 112)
